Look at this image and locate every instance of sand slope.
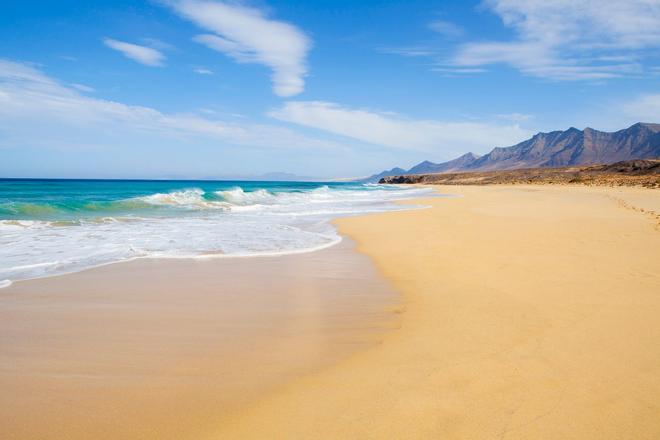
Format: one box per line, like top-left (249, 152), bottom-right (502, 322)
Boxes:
top-left (214, 185), bottom-right (660, 439)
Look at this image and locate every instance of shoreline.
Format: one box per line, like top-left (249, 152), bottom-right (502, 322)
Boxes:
top-left (3, 184), bottom-right (659, 438)
top-left (0, 233), bottom-right (344, 290)
top-left (0, 238), bottom-right (399, 440)
top-left (211, 184), bottom-right (660, 438)
top-left (0, 182), bottom-right (435, 287)
top-left (1, 199), bottom-right (438, 290)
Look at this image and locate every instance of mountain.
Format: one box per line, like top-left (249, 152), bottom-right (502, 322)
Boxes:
top-left (380, 159), bottom-right (660, 188)
top-left (357, 167), bottom-right (407, 183)
top-left (211, 172), bottom-right (319, 181)
top-left (364, 122), bottom-right (660, 180)
top-left (407, 152), bottom-right (480, 174)
top-left (468, 122), bottom-right (660, 171)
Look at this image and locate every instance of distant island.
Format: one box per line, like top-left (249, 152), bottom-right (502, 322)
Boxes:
top-left (362, 122), bottom-right (660, 182)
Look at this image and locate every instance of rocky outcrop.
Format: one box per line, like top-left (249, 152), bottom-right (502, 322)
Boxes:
top-left (357, 167), bottom-right (407, 183)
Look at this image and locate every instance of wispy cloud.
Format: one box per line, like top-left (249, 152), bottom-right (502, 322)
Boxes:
top-left (70, 83), bottom-right (95, 93)
top-left (193, 67), bottom-right (214, 75)
top-left (0, 59), bottom-right (333, 151)
top-left (428, 19), bottom-right (464, 39)
top-left (140, 37), bottom-right (176, 51)
top-left (495, 112), bottom-right (533, 122)
top-left (430, 67), bottom-right (486, 76)
top-left (450, 0), bottom-right (660, 80)
top-left (168, 0), bottom-right (311, 97)
top-left (103, 38), bottom-right (166, 66)
top-left (377, 46), bottom-right (436, 57)
top-left (269, 101), bottom-right (530, 156)
top-left (623, 93), bottom-right (660, 122)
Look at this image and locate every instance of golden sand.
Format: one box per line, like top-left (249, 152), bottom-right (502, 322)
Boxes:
top-left (2, 185), bottom-right (659, 439)
top-left (0, 240), bottom-right (396, 440)
top-left (212, 185), bottom-right (660, 439)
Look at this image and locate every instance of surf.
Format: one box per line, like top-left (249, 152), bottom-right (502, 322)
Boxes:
top-left (0, 180), bottom-right (434, 285)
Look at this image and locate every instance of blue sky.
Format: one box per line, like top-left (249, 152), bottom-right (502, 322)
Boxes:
top-left (1, 0), bottom-right (659, 179)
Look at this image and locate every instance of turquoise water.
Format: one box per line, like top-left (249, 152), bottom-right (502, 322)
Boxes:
top-left (0, 179), bottom-right (433, 286)
top-left (0, 179), bottom-right (364, 220)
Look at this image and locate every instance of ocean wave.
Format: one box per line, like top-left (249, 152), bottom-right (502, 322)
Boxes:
top-left (215, 187), bottom-right (277, 205)
top-left (0, 201), bottom-right (63, 217)
top-left (133, 188), bottom-right (232, 210)
top-left (0, 188), bottom-right (231, 218)
top-left (0, 183), bottom-right (436, 284)
top-left (0, 185), bottom-right (426, 218)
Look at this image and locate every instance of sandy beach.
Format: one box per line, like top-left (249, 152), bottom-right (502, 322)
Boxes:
top-left (0, 239), bottom-right (397, 440)
top-left (4, 1), bottom-right (659, 438)
top-left (2, 184), bottom-right (659, 439)
top-left (212, 184), bottom-right (660, 439)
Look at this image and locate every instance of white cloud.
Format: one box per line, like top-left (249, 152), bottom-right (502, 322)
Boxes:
top-left (450, 0), bottom-right (660, 80)
top-left (193, 67), bottom-right (214, 75)
top-left (70, 83), bottom-right (95, 93)
top-left (495, 112), bottom-right (533, 122)
top-left (428, 20), bottom-right (464, 38)
top-left (103, 38), bottom-right (166, 67)
top-left (0, 59), bottom-right (333, 151)
top-left (623, 93), bottom-right (660, 122)
top-left (378, 46), bottom-right (435, 57)
top-left (430, 67), bottom-right (487, 76)
top-left (269, 101), bottom-right (531, 156)
top-left (141, 37), bottom-right (175, 51)
top-left (168, 0), bottom-right (310, 97)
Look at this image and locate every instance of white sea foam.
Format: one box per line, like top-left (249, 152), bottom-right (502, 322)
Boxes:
top-left (135, 188), bottom-right (231, 210)
top-left (0, 184), bottom-right (435, 284)
top-left (215, 187), bottom-right (277, 205)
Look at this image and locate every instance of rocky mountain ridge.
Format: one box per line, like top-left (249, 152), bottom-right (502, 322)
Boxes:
top-left (362, 123), bottom-right (660, 182)
top-left (380, 159), bottom-right (660, 188)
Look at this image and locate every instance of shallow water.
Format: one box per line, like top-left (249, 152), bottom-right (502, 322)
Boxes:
top-left (0, 179), bottom-right (433, 284)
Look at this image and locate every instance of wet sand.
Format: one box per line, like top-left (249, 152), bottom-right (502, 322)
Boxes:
top-left (0, 239), bottom-right (397, 440)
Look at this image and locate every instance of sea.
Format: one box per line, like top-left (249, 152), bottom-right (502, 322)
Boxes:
top-left (0, 179), bottom-right (433, 287)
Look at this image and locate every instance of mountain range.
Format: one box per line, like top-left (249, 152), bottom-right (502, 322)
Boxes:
top-left (361, 122), bottom-right (660, 182)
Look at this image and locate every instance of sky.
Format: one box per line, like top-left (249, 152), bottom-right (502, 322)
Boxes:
top-left (1, 0), bottom-right (659, 179)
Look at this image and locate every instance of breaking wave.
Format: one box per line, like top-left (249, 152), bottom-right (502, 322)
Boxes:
top-left (0, 182), bottom-right (435, 286)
